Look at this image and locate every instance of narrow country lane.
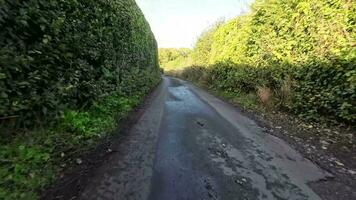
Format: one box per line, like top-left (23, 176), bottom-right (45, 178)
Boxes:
top-left (79, 77), bottom-right (330, 200)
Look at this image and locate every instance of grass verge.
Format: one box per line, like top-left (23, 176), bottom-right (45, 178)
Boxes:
top-left (0, 90), bottom-right (149, 199)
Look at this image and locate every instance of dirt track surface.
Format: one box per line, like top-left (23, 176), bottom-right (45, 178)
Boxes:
top-left (78, 77), bottom-right (333, 200)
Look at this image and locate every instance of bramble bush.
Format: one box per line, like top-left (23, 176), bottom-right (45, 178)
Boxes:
top-left (177, 0), bottom-right (355, 124)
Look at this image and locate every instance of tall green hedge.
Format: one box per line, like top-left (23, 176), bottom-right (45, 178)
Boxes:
top-left (180, 0), bottom-right (355, 123)
top-left (0, 0), bottom-right (160, 128)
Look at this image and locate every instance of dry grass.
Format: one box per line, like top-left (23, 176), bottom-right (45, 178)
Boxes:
top-left (257, 86), bottom-right (274, 108)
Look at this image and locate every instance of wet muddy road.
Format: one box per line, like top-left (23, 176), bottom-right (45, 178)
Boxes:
top-left (79, 77), bottom-right (331, 200)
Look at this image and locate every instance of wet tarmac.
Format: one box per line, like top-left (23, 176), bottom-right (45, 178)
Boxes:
top-left (79, 77), bottom-right (330, 200)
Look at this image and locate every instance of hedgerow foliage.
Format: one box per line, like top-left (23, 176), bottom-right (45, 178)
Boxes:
top-left (191, 21), bottom-right (224, 66)
top-left (0, 0), bottom-right (160, 128)
top-left (159, 48), bottom-right (192, 71)
top-left (179, 0), bottom-right (355, 123)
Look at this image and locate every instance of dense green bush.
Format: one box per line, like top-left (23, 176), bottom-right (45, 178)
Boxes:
top-left (209, 17), bottom-right (251, 65)
top-left (0, 0), bottom-right (160, 128)
top-left (178, 0), bottom-right (355, 123)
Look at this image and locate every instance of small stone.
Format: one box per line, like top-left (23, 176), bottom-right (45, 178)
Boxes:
top-left (61, 152), bottom-right (65, 157)
top-left (329, 157), bottom-right (336, 161)
top-left (76, 158), bottom-right (82, 165)
top-left (322, 146), bottom-right (327, 150)
top-left (341, 146), bottom-right (350, 152)
top-left (327, 139), bottom-right (336, 144)
top-left (348, 170), bottom-right (356, 175)
top-left (235, 180), bottom-right (243, 185)
top-left (107, 148), bottom-right (113, 153)
top-left (275, 126), bottom-right (282, 129)
top-left (346, 134), bottom-right (353, 139)
top-left (335, 160), bottom-right (344, 166)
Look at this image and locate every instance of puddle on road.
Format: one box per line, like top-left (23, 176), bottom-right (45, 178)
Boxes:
top-left (165, 85), bottom-right (207, 114)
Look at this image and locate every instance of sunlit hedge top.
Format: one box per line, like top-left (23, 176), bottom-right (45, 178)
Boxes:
top-left (209, 0), bottom-right (355, 66)
top-left (185, 0), bottom-right (355, 123)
